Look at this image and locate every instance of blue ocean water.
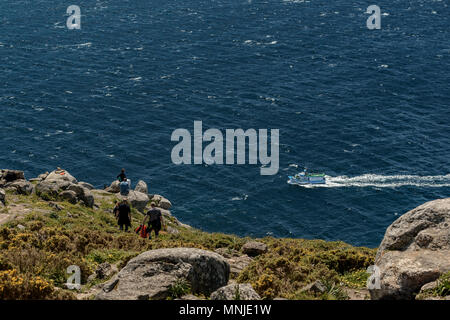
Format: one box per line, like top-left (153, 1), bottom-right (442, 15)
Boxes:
top-left (1, 0), bottom-right (449, 247)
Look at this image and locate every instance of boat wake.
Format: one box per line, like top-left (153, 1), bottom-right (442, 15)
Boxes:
top-left (290, 174), bottom-right (450, 188)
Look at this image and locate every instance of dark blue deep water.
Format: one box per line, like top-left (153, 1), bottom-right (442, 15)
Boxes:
top-left (1, 0), bottom-right (449, 247)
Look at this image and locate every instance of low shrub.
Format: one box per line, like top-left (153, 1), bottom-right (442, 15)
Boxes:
top-left (237, 238), bottom-right (375, 299)
top-left (340, 269), bottom-right (370, 289)
top-left (0, 269), bottom-right (54, 300)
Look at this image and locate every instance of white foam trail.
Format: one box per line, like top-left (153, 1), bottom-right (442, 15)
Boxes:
top-left (289, 174), bottom-right (450, 188)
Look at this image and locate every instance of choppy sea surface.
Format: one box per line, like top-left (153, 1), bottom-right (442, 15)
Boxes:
top-left (1, 0), bottom-right (449, 247)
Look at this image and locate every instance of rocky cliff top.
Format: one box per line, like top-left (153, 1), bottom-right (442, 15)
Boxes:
top-left (1, 168), bottom-right (448, 300)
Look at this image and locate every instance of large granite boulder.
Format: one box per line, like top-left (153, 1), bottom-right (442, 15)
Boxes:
top-left (80, 189), bottom-right (95, 208)
top-left (59, 190), bottom-right (78, 204)
top-left (135, 180), bottom-right (148, 194)
top-left (96, 248), bottom-right (230, 300)
top-left (151, 194), bottom-right (172, 209)
top-left (5, 180), bottom-right (34, 195)
top-left (35, 180), bottom-right (71, 201)
top-left (44, 169), bottom-right (77, 184)
top-left (210, 283), bottom-right (261, 300)
top-left (67, 184), bottom-right (94, 208)
top-left (125, 190), bottom-right (149, 212)
top-left (159, 198), bottom-right (172, 210)
top-left (67, 184), bottom-right (84, 197)
top-left (370, 198), bottom-right (450, 300)
top-left (106, 180), bottom-right (120, 193)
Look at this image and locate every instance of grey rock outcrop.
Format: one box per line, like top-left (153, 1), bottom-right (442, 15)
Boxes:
top-left (210, 283), bottom-right (261, 300)
top-left (242, 241), bottom-right (268, 257)
top-left (159, 198), bottom-right (172, 210)
top-left (370, 198), bottom-right (450, 300)
top-left (5, 180), bottom-right (34, 195)
top-left (0, 170), bottom-right (25, 186)
top-left (151, 194), bottom-right (172, 209)
top-left (81, 189), bottom-right (95, 208)
top-left (106, 181), bottom-right (120, 193)
top-left (44, 169), bottom-right (77, 184)
top-left (124, 190), bottom-right (149, 212)
top-left (0, 168), bottom-right (101, 208)
top-left (35, 180), bottom-right (71, 201)
top-left (68, 184), bottom-right (94, 208)
top-left (33, 170), bottom-right (95, 207)
top-left (135, 180), bottom-right (148, 194)
top-left (67, 184), bottom-right (84, 198)
top-left (96, 248), bottom-right (230, 300)
top-left (59, 190), bottom-right (78, 204)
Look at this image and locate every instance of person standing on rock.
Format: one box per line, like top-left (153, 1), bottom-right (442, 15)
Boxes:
top-left (117, 200), bottom-right (132, 232)
top-left (117, 169), bottom-right (127, 182)
top-left (142, 203), bottom-right (163, 239)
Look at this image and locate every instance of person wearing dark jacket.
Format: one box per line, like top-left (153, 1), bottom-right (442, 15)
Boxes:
top-left (142, 203), bottom-right (163, 239)
top-left (117, 200), bottom-right (131, 231)
top-left (113, 201), bottom-right (120, 218)
top-left (117, 169), bottom-right (127, 182)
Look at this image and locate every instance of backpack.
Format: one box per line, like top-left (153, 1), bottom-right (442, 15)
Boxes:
top-left (135, 225), bottom-right (149, 238)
